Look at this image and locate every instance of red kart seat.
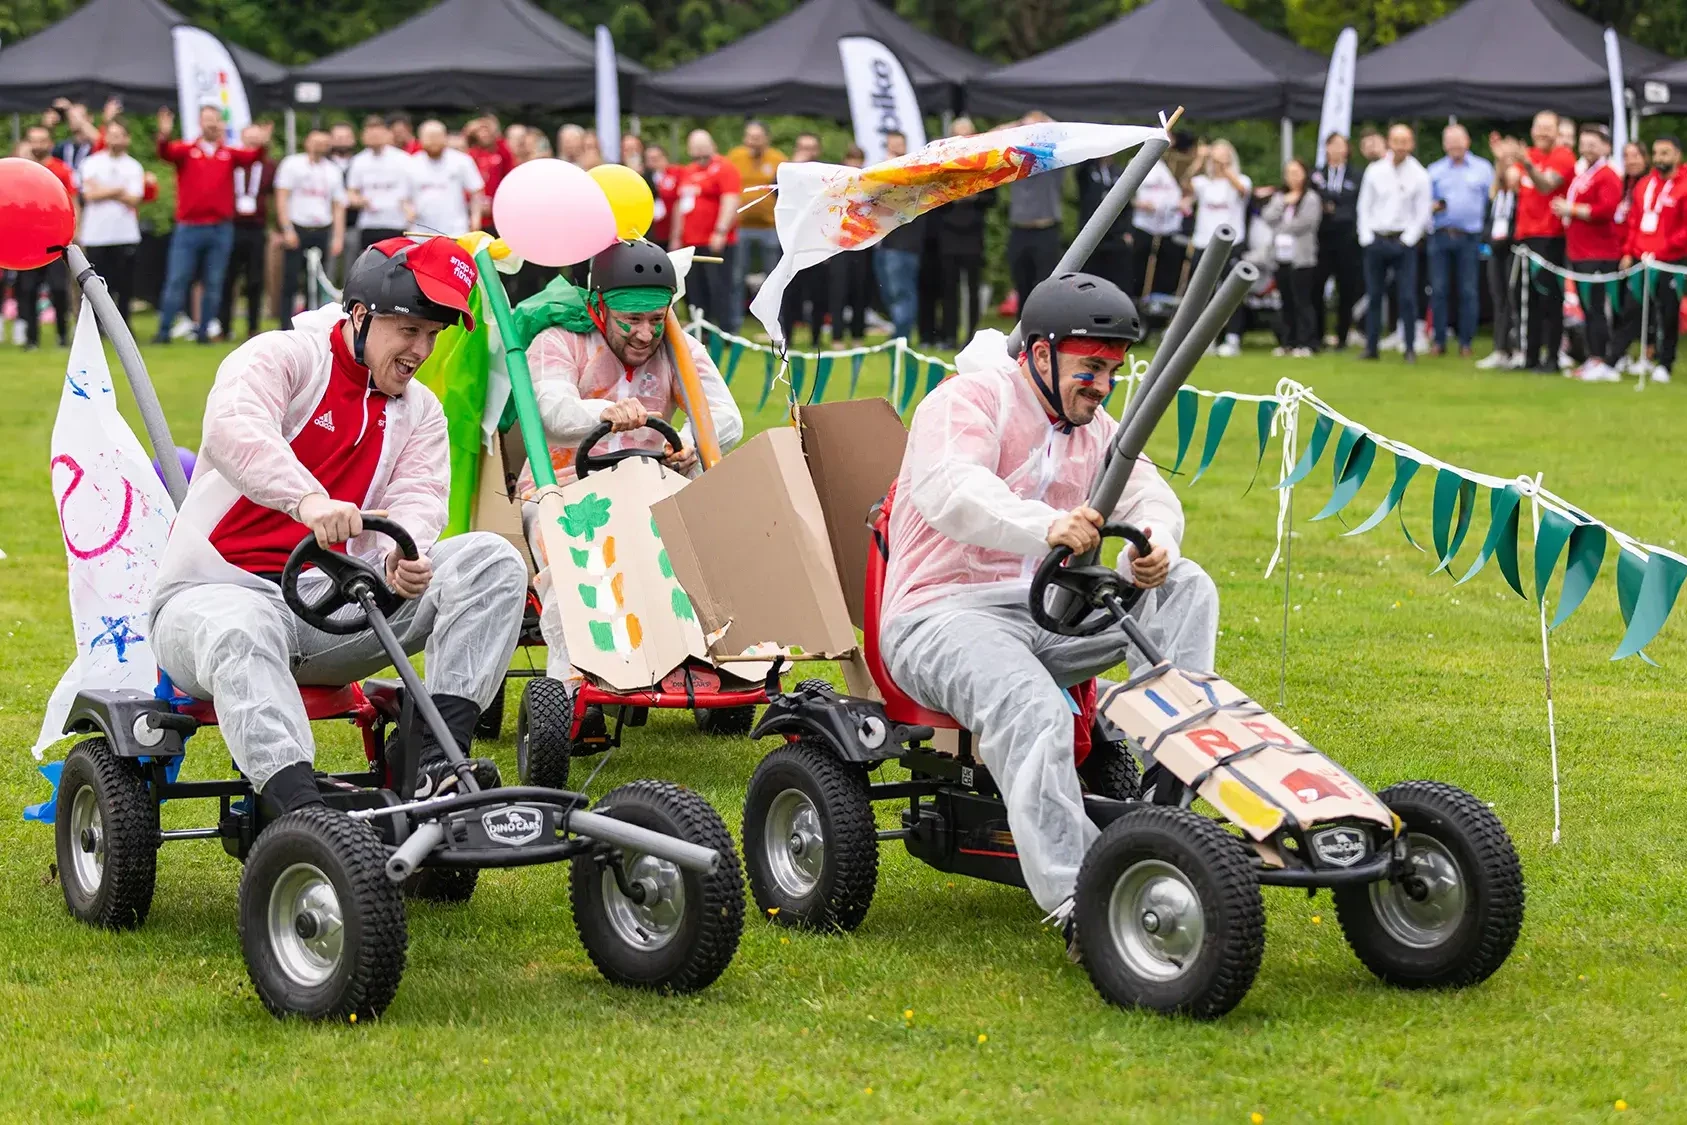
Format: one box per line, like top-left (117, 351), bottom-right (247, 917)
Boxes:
top-left (174, 683), bottom-right (372, 726)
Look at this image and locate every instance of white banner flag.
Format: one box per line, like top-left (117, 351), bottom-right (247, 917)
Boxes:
top-left (1316, 27), bottom-right (1358, 168)
top-left (1605, 28), bottom-right (1629, 157)
top-left (173, 25), bottom-right (252, 142)
top-left (33, 304), bottom-right (178, 758)
top-left (596, 25), bottom-right (621, 165)
top-left (839, 36), bottom-right (926, 166)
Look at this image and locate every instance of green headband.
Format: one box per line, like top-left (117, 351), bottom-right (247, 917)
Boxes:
top-left (599, 286), bottom-right (675, 314)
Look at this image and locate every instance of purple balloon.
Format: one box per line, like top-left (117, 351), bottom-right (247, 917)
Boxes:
top-left (151, 446), bottom-right (196, 487)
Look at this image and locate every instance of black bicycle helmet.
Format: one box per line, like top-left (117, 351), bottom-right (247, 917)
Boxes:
top-left (589, 237), bottom-right (676, 298)
top-left (343, 235), bottom-right (476, 363)
top-left (1019, 271), bottom-right (1143, 427)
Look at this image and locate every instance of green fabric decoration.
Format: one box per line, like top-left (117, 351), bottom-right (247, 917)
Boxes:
top-left (1492, 488), bottom-right (1527, 599)
top-left (1311, 435), bottom-right (1375, 522)
top-left (757, 350), bottom-right (776, 410)
top-left (601, 286), bottom-right (674, 313)
top-left (1455, 485), bottom-right (1524, 593)
top-left (1344, 453), bottom-right (1419, 537)
top-left (706, 330), bottom-right (725, 366)
top-left (848, 352), bottom-right (867, 396)
top-left (898, 356), bottom-right (919, 412)
top-left (1614, 549), bottom-right (1663, 665)
top-left (1328, 425), bottom-right (1361, 486)
top-left (1614, 549), bottom-right (1686, 660)
top-left (1430, 470), bottom-right (1478, 574)
top-left (790, 354), bottom-right (807, 401)
top-left (1247, 399), bottom-right (1280, 492)
top-left (812, 356), bottom-right (835, 402)
top-left (1533, 506), bottom-right (1577, 600)
top-left (1191, 394), bottom-right (1237, 483)
top-left (1275, 412), bottom-right (1335, 490)
top-left (1172, 387), bottom-right (1199, 473)
top-left (414, 282), bottom-right (490, 538)
top-left (1552, 522), bottom-right (1607, 628)
top-left (508, 274), bottom-right (595, 347)
top-left (724, 342), bottom-right (744, 385)
top-left (926, 360), bottom-right (946, 395)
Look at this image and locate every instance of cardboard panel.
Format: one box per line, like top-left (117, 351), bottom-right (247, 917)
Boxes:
top-left (795, 399), bottom-right (908, 628)
top-left (474, 444), bottom-right (535, 577)
top-left (536, 460), bottom-right (707, 691)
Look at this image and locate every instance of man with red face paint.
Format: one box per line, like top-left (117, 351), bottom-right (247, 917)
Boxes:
top-left (880, 270), bottom-right (1219, 937)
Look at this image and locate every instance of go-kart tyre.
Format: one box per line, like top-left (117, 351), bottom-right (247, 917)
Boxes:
top-left (517, 677), bottom-right (571, 790)
top-left (743, 741), bottom-right (878, 932)
top-left (1074, 805), bottom-right (1264, 1019)
top-left (1079, 729), bottom-right (1142, 801)
top-left (693, 704), bottom-right (756, 737)
top-left (1333, 781), bottom-right (1524, 990)
top-left (55, 738), bottom-right (159, 930)
top-left (238, 805), bottom-right (408, 1021)
top-left (571, 781), bottom-right (744, 993)
top-left (476, 681), bottom-right (507, 740)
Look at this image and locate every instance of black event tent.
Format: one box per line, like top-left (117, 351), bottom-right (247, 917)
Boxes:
top-left (0, 0), bottom-right (288, 113)
top-left (289, 0), bottom-right (644, 109)
top-left (1353, 0), bottom-right (1668, 120)
top-left (1634, 59), bottom-right (1687, 114)
top-left (967, 0), bottom-right (1325, 121)
top-left (635, 0), bottom-right (988, 118)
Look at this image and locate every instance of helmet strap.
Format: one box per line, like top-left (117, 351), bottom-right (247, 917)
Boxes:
top-left (352, 306), bottom-right (373, 367)
top-left (1026, 337), bottom-right (1073, 433)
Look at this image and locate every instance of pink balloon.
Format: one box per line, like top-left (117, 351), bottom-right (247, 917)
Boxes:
top-left (493, 159), bottom-right (618, 267)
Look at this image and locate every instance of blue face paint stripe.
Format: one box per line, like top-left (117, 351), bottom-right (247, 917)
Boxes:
top-left (1144, 689), bottom-right (1179, 718)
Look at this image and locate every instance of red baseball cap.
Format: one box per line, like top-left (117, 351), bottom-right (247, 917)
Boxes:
top-left (366, 235), bottom-right (478, 332)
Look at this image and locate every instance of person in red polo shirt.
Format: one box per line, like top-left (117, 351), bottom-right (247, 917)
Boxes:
top-left (1556, 125), bottom-right (1625, 382)
top-left (670, 129), bottom-right (742, 329)
top-left (152, 237), bottom-right (528, 818)
top-left (1605, 136), bottom-right (1687, 384)
top-left (152, 104), bottom-right (264, 345)
top-left (1505, 110), bottom-right (1578, 372)
top-left (16, 123), bottom-right (78, 349)
top-left (465, 116), bottom-right (515, 214)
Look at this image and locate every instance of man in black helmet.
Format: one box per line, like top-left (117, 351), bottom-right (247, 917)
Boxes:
top-left (509, 237), bottom-right (742, 692)
top-left (880, 270), bottom-right (1219, 927)
top-left (152, 236), bottom-right (529, 817)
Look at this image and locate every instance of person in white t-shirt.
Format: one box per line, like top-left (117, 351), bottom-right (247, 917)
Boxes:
top-left (274, 128), bottom-right (348, 329)
top-left (1184, 139), bottom-right (1253, 355)
top-left (77, 118), bottom-right (148, 324)
top-left (1129, 158), bottom-right (1187, 297)
top-left (410, 119), bottom-right (486, 237)
top-left (346, 114), bottom-right (416, 246)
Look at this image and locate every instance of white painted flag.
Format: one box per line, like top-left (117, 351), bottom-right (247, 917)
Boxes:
top-left (1316, 28), bottom-right (1358, 168)
top-left (596, 25), bottom-right (621, 165)
top-left (173, 25), bottom-right (252, 142)
top-left (33, 304), bottom-right (178, 757)
top-left (1605, 28), bottom-right (1629, 158)
top-left (839, 36), bottom-right (927, 166)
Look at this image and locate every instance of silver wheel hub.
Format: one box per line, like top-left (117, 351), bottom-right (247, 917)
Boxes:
top-left (267, 863), bottom-right (345, 988)
top-left (1108, 859), bottom-right (1205, 981)
top-left (602, 852), bottom-right (685, 951)
top-left (69, 786), bottom-right (105, 894)
top-left (764, 789), bottom-right (825, 899)
top-left (1371, 832), bottom-right (1467, 948)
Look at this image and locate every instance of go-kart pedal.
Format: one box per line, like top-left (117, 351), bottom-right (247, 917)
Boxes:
top-left (414, 755), bottom-right (502, 800)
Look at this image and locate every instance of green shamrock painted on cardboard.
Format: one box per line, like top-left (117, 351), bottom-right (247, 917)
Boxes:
top-left (558, 493), bottom-right (612, 542)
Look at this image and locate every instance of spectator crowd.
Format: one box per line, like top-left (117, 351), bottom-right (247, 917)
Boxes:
top-left (6, 98), bottom-right (1683, 383)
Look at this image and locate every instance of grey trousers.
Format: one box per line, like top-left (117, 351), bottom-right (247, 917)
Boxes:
top-left (883, 557), bottom-right (1218, 911)
top-left (154, 532), bottom-right (528, 790)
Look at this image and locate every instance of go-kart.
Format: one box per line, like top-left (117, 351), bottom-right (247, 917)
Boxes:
top-left (745, 508), bottom-right (1525, 1017)
top-left (50, 516), bottom-right (745, 1021)
top-left (506, 418), bottom-right (779, 791)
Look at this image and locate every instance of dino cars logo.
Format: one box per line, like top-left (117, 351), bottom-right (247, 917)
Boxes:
top-left (1311, 826), bottom-right (1368, 868)
top-left (481, 806), bottom-right (545, 847)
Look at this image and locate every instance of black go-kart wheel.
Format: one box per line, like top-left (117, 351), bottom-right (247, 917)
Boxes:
top-left (570, 780), bottom-right (745, 993)
top-left (743, 740), bottom-right (878, 932)
top-left (476, 681), bottom-right (507, 740)
top-left (693, 704), bottom-right (756, 737)
top-left (517, 677), bottom-right (572, 790)
top-left (1079, 725), bottom-right (1142, 801)
top-left (1333, 781), bottom-right (1524, 989)
top-left (1074, 805), bottom-right (1264, 1019)
top-left (238, 805), bottom-right (408, 1021)
top-left (55, 738), bottom-right (159, 930)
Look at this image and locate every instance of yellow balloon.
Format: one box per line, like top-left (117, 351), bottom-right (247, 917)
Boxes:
top-left (589, 163), bottom-right (655, 240)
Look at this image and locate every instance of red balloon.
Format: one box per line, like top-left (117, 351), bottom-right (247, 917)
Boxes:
top-left (0, 157), bottom-right (76, 271)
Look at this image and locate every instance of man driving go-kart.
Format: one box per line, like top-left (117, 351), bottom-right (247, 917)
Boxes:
top-left (513, 237), bottom-right (743, 701)
top-left (880, 270), bottom-right (1219, 936)
top-left (151, 235), bottom-right (529, 818)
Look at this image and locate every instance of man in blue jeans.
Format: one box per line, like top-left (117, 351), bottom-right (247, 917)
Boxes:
top-left (874, 131), bottom-right (922, 342)
top-left (1426, 124), bottom-right (1494, 356)
top-left (152, 104), bottom-right (264, 344)
top-left (1358, 124), bottom-right (1433, 364)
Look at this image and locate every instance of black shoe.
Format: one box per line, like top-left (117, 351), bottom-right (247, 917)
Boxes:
top-left (1403, 351), bottom-right (1417, 365)
top-left (149, 333), bottom-right (170, 345)
top-left (574, 703), bottom-right (609, 748)
top-left (1360, 349), bottom-right (1379, 360)
top-left (415, 755), bottom-right (501, 799)
top-left (257, 761), bottom-right (328, 820)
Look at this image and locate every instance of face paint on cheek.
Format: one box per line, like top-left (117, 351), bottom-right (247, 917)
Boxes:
top-left (615, 320), bottom-right (634, 333)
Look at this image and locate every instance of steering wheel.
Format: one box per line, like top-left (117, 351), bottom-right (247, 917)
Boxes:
top-left (282, 515), bottom-right (416, 635)
top-left (574, 416), bottom-right (686, 479)
top-left (1029, 522), bottom-right (1154, 637)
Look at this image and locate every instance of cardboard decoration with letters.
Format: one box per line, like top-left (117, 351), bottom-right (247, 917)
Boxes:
top-left (1099, 667), bottom-right (1393, 841)
top-left (535, 458), bottom-right (708, 692)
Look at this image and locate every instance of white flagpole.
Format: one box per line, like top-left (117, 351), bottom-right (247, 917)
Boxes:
top-left (1605, 28), bottom-right (1629, 156)
top-left (1316, 28), bottom-right (1358, 169)
top-left (595, 26), bottom-right (621, 164)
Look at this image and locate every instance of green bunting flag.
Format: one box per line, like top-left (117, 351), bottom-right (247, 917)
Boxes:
top-left (1455, 484), bottom-right (1526, 596)
top-left (1191, 394), bottom-right (1237, 483)
top-left (757, 349), bottom-right (776, 411)
top-left (1172, 386), bottom-right (1200, 473)
top-left (1344, 452), bottom-right (1419, 537)
top-left (1552, 522), bottom-right (1607, 628)
top-left (1614, 549), bottom-right (1687, 661)
top-left (1430, 469), bottom-right (1478, 574)
top-left (812, 356), bottom-right (835, 403)
top-left (1276, 412), bottom-right (1335, 490)
top-left (1614, 549), bottom-right (1663, 665)
top-left (1247, 399), bottom-right (1280, 491)
top-left (706, 331), bottom-right (725, 366)
top-left (789, 355), bottom-right (807, 401)
top-left (849, 352), bottom-right (867, 397)
top-left (898, 357), bottom-right (920, 413)
top-left (1311, 434), bottom-right (1375, 522)
top-left (926, 361), bottom-right (947, 395)
top-left (724, 342), bottom-right (745, 386)
top-left (1533, 506), bottom-right (1577, 601)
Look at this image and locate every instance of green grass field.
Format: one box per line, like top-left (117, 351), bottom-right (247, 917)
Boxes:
top-left (3, 316), bottom-right (1685, 1122)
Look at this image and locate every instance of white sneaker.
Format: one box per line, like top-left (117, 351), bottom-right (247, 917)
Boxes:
top-left (1614, 356), bottom-right (1632, 375)
top-left (1215, 335), bottom-right (1242, 358)
top-left (1379, 329), bottom-right (1404, 352)
top-left (1323, 334), bottom-right (1340, 349)
top-left (1291, 347), bottom-right (1313, 358)
top-left (1505, 352), bottom-right (1528, 369)
top-left (1581, 360), bottom-right (1621, 383)
top-left (1558, 350), bottom-right (1574, 370)
top-left (1475, 350), bottom-right (1510, 370)
top-left (1271, 345), bottom-right (1288, 357)
top-left (1651, 365), bottom-right (1672, 384)
top-left (169, 317), bottom-right (197, 340)
top-left (1566, 359), bottom-right (1588, 380)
